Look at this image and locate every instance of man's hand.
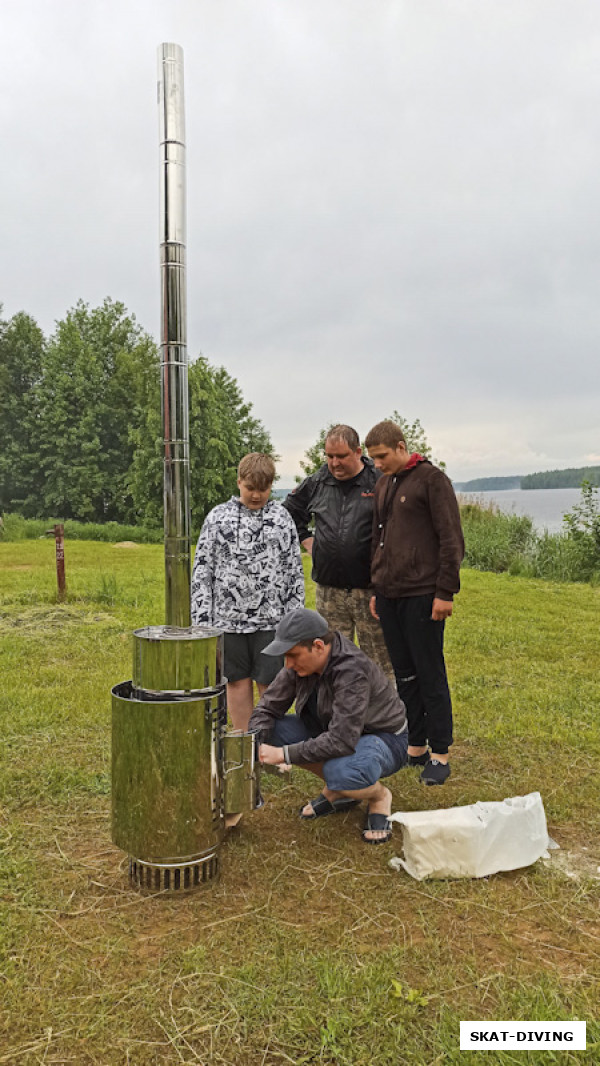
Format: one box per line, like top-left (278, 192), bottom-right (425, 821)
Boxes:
top-left (432, 597), bottom-right (453, 621)
top-left (259, 743), bottom-right (287, 766)
top-left (301, 536), bottom-right (314, 555)
top-left (369, 595), bottom-right (379, 621)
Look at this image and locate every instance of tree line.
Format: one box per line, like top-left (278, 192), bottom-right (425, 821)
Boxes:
top-left (454, 476), bottom-right (522, 492)
top-left (0, 300), bottom-right (273, 530)
top-left (521, 467), bottom-right (600, 490)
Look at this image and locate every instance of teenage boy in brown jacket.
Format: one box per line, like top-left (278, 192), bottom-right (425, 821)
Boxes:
top-left (365, 421), bottom-right (464, 785)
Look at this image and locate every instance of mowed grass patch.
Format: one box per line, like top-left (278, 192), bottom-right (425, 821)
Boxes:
top-left (1, 542), bottom-right (599, 1064)
top-left (0, 538), bottom-right (165, 612)
top-left (447, 571), bottom-right (600, 833)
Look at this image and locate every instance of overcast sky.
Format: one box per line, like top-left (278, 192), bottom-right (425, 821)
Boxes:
top-left (1, 0), bottom-right (599, 484)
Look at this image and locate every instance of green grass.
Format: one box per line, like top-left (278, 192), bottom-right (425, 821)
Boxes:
top-left (1, 542), bottom-right (599, 1064)
top-left (1, 511), bottom-right (163, 543)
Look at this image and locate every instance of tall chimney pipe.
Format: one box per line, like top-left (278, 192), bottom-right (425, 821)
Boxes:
top-left (158, 43), bottom-right (191, 627)
top-left (110, 45), bottom-right (261, 894)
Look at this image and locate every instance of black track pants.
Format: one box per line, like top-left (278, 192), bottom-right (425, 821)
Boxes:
top-left (376, 592), bottom-right (453, 755)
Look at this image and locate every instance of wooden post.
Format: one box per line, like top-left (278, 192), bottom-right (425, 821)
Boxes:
top-left (46, 524), bottom-right (66, 600)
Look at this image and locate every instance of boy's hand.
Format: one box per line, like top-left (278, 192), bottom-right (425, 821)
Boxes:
top-left (431, 597), bottom-right (453, 621)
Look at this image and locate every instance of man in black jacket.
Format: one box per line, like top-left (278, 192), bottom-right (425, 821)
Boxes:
top-left (284, 424), bottom-right (393, 679)
top-left (250, 608), bottom-right (408, 844)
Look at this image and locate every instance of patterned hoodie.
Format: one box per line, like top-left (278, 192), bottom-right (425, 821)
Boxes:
top-left (191, 497), bottom-right (305, 632)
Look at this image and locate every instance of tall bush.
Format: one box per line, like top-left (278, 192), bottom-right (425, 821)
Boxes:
top-left (459, 482), bottom-right (600, 585)
top-left (459, 498), bottom-right (535, 573)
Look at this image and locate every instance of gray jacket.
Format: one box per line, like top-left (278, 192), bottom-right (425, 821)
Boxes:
top-left (248, 632), bottom-right (407, 765)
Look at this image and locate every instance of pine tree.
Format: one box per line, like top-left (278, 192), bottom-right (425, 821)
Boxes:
top-left (0, 310), bottom-right (45, 515)
top-left (37, 299), bottom-right (158, 522)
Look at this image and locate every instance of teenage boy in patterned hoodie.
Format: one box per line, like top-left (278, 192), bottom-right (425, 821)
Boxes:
top-left (191, 453), bottom-right (305, 730)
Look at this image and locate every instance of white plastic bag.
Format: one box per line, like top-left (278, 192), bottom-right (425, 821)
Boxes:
top-left (389, 792), bottom-right (549, 880)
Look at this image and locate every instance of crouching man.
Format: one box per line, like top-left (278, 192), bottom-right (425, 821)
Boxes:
top-left (248, 608), bottom-right (408, 844)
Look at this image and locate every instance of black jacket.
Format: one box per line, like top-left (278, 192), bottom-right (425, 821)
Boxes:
top-left (283, 458), bottom-right (380, 589)
top-left (248, 631), bottom-right (407, 764)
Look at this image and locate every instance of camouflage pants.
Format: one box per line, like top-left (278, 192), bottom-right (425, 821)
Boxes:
top-left (315, 584), bottom-right (395, 683)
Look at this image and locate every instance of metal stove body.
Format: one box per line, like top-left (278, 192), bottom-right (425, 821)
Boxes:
top-left (111, 44), bottom-right (260, 891)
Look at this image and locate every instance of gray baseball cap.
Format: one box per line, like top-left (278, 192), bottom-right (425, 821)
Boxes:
top-left (261, 608), bottom-right (329, 656)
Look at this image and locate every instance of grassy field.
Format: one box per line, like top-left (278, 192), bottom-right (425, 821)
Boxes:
top-left (1, 539), bottom-right (599, 1064)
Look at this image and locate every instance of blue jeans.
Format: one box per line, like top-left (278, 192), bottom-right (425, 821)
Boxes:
top-left (269, 715), bottom-right (408, 791)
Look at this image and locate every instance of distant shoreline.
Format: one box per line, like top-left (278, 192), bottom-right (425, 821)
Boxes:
top-left (454, 466), bottom-right (600, 492)
top-left (277, 467), bottom-right (600, 494)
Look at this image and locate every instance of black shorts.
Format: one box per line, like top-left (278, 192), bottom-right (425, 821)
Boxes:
top-left (223, 630), bottom-right (283, 685)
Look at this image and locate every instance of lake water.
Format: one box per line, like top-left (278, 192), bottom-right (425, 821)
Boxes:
top-left (458, 487), bottom-right (584, 533)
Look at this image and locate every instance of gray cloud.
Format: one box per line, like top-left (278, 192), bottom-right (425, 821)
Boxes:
top-left (1, 0), bottom-right (598, 482)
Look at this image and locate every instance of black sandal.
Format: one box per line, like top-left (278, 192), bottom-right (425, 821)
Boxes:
top-left (362, 812), bottom-right (392, 844)
top-left (299, 793), bottom-right (360, 820)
